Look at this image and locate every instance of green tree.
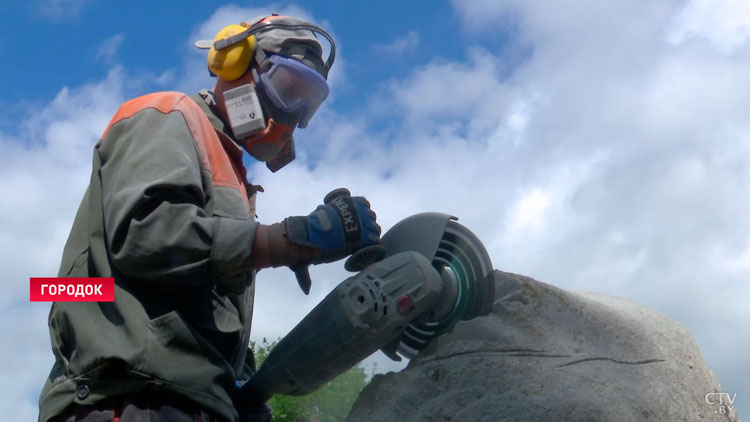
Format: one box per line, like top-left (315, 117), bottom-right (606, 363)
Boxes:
top-left (250, 338), bottom-right (371, 422)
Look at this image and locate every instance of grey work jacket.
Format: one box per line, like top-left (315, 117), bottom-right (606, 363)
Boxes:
top-left (39, 92), bottom-right (260, 422)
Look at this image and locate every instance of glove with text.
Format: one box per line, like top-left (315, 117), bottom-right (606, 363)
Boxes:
top-left (285, 188), bottom-right (381, 265)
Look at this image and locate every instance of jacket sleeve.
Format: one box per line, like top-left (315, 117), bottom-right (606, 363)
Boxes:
top-left (96, 104), bottom-right (258, 290)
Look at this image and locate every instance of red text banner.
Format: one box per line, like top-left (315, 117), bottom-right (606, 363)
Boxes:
top-left (30, 277), bottom-right (115, 302)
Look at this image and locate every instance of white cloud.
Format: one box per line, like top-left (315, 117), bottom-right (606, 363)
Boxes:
top-left (447, 0), bottom-right (750, 410)
top-left (0, 304), bottom-right (53, 421)
top-left (372, 31), bottom-right (420, 55)
top-left (94, 33), bottom-right (125, 64)
top-left (37, 0), bottom-right (92, 20)
top-left (0, 6), bottom-right (351, 416)
top-left (508, 189), bottom-right (551, 235)
top-left (382, 48), bottom-right (512, 127)
top-left (258, 0), bottom-right (750, 413)
top-left (0, 68), bottom-right (126, 303)
top-left (668, 0), bottom-right (750, 54)
top-left (153, 69), bottom-right (175, 86)
top-left (0, 68), bottom-right (127, 417)
top-left (7, 0), bottom-right (750, 418)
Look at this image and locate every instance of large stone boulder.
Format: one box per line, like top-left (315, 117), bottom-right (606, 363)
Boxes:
top-left (349, 271), bottom-right (739, 421)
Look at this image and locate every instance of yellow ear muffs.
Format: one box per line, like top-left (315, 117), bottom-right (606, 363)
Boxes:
top-left (207, 24), bottom-right (256, 81)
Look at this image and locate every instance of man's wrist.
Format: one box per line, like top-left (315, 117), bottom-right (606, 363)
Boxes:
top-left (250, 222), bottom-right (321, 270)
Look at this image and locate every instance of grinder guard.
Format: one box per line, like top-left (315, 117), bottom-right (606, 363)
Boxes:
top-left (236, 213), bottom-right (496, 406)
top-left (384, 213), bottom-right (495, 359)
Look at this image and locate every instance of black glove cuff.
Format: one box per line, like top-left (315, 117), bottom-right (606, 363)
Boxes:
top-left (284, 216), bottom-right (312, 246)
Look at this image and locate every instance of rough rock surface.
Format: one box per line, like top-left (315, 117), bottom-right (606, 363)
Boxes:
top-left (348, 271), bottom-right (739, 422)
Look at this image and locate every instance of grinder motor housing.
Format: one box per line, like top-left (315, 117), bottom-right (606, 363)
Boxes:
top-left (236, 213), bottom-right (497, 405)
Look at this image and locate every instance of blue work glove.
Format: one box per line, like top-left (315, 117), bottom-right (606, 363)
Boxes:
top-left (285, 188), bottom-right (381, 265)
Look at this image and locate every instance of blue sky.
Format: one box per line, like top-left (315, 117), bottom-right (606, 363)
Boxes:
top-left (0, 0), bottom-right (517, 133)
top-left (1, 0), bottom-right (749, 419)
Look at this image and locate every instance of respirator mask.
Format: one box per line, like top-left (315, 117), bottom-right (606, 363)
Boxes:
top-left (196, 16), bottom-right (335, 172)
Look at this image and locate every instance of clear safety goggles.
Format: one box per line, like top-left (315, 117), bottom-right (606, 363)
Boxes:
top-left (257, 54), bottom-right (329, 128)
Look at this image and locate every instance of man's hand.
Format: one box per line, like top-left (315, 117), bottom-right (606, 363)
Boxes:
top-left (285, 188), bottom-right (381, 264)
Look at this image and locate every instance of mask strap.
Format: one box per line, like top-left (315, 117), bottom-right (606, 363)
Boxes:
top-left (198, 89), bottom-right (216, 106)
top-left (253, 46), bottom-right (268, 70)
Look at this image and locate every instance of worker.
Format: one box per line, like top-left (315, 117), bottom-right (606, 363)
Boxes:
top-left (39, 15), bottom-right (380, 422)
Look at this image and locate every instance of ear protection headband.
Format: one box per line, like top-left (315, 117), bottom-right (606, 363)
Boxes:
top-left (197, 16), bottom-right (336, 82)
